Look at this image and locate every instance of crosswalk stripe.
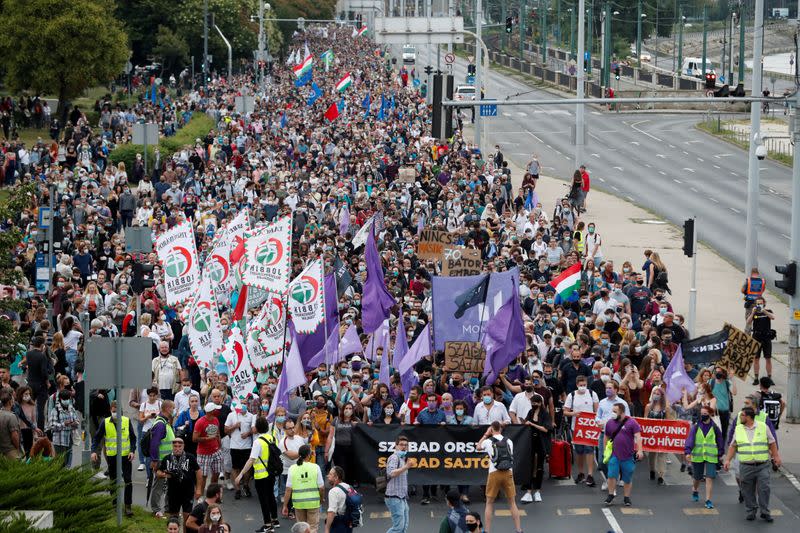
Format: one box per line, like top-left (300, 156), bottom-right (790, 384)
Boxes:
top-left (369, 511), bottom-right (391, 519)
top-left (683, 508), bottom-right (718, 515)
top-left (495, 509), bottom-right (528, 516)
top-left (557, 508), bottom-right (592, 516)
top-left (620, 508), bottom-right (653, 515)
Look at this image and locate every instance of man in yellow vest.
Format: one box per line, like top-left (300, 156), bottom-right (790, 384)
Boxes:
top-left (91, 400), bottom-right (136, 517)
top-left (236, 416), bottom-right (280, 533)
top-left (723, 407), bottom-right (782, 522)
top-left (282, 445), bottom-right (324, 533)
top-left (683, 405), bottom-right (723, 509)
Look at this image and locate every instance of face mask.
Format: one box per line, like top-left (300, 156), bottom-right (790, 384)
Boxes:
top-left (715, 372), bottom-right (724, 380)
top-left (260, 405), bottom-right (269, 412)
top-left (268, 383), bottom-right (277, 391)
top-left (276, 416), bottom-right (286, 423)
top-left (591, 369), bottom-right (599, 376)
top-left (532, 379), bottom-right (541, 386)
top-left (659, 308), bottom-right (667, 315)
top-left (210, 514), bottom-right (221, 522)
top-left (470, 377), bottom-right (479, 386)
top-left (183, 386), bottom-right (191, 394)
top-left (508, 363), bottom-right (517, 370)
top-left (616, 412), bottom-right (623, 421)
top-left (111, 411), bottom-right (118, 419)
top-left (588, 227), bottom-right (595, 234)
top-left (467, 524), bottom-right (478, 532)
top-left (23, 394), bottom-right (31, 402)
top-left (601, 375), bottom-right (610, 383)
top-left (318, 371), bottom-right (328, 378)
top-left (340, 368), bottom-right (348, 376)
top-left (652, 394), bottom-right (662, 401)
top-left (675, 319), bottom-right (682, 325)
top-left (397, 450), bottom-right (407, 458)
top-left (61, 399), bottom-right (71, 407)
top-left (701, 414), bottom-right (710, 422)
top-left (302, 420), bottom-right (312, 428)
top-left (455, 408), bottom-right (465, 416)
top-left (601, 339), bottom-right (609, 346)
top-left (384, 407), bottom-right (394, 416)
top-left (482, 396), bottom-right (492, 405)
top-left (120, 290), bottom-right (128, 296)
top-left (321, 385), bottom-right (331, 393)
top-left (578, 385), bottom-right (587, 392)
top-left (409, 315), bottom-right (418, 323)
top-left (605, 389), bottom-right (615, 398)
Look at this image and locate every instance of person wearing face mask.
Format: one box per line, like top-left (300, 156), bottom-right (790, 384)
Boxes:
top-left (603, 402), bottom-right (643, 507)
top-left (152, 341), bottom-right (181, 401)
top-left (643, 387), bottom-right (674, 486)
top-left (595, 381), bottom-right (630, 488)
top-left (473, 386), bottom-right (511, 426)
top-left (375, 400), bottom-right (401, 425)
top-left (174, 394), bottom-right (204, 458)
top-left (383, 435), bottom-right (417, 533)
top-left (174, 376), bottom-right (201, 416)
top-left (310, 391), bottom-right (334, 476)
top-left (683, 404), bottom-right (724, 509)
top-left (564, 375), bottom-right (600, 486)
top-left (198, 503), bottom-right (226, 533)
top-left (225, 398), bottom-right (256, 500)
top-left (558, 343), bottom-right (592, 394)
top-left (45, 389), bottom-right (79, 467)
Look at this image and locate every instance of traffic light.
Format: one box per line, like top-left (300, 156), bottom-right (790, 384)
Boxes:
top-left (705, 72), bottom-right (716, 89)
top-left (682, 218), bottom-right (695, 257)
top-left (131, 262), bottom-right (155, 294)
top-left (506, 17), bottom-right (513, 33)
top-left (775, 262), bottom-right (797, 296)
top-left (467, 63), bottom-right (476, 76)
top-left (583, 59), bottom-right (588, 72)
top-left (613, 66), bottom-right (620, 80)
top-left (423, 65), bottom-right (434, 76)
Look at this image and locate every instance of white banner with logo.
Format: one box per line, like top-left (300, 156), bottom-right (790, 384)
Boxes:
top-left (289, 259), bottom-right (325, 334)
top-left (243, 216), bottom-right (292, 293)
top-left (156, 221), bottom-right (201, 306)
top-left (187, 275), bottom-right (224, 369)
top-left (222, 325), bottom-right (257, 413)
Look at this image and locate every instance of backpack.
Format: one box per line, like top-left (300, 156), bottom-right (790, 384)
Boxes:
top-left (336, 483), bottom-right (364, 528)
top-left (140, 416), bottom-right (167, 457)
top-left (258, 435), bottom-right (283, 479)
top-left (491, 436), bottom-right (514, 471)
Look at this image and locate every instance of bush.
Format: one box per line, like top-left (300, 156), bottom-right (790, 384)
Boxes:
top-left (0, 457), bottom-right (113, 533)
top-left (108, 112), bottom-right (215, 180)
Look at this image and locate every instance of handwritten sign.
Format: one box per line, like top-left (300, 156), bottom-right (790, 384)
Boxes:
top-left (572, 412), bottom-right (690, 453)
top-left (396, 167), bottom-right (416, 184)
top-left (418, 229), bottom-right (454, 260)
top-left (719, 322), bottom-right (761, 380)
top-left (444, 341), bottom-right (485, 373)
top-left (442, 247), bottom-right (482, 276)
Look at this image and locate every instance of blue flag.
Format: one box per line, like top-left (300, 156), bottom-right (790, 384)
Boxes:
top-left (337, 97), bottom-right (346, 113)
top-left (280, 112), bottom-right (287, 128)
top-left (150, 81), bottom-right (157, 104)
top-left (362, 92), bottom-right (371, 111)
top-left (294, 69), bottom-right (312, 87)
top-left (306, 82), bottom-right (323, 106)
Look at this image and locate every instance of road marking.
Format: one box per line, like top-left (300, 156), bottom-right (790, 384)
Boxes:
top-left (713, 164), bottom-right (721, 169)
top-left (659, 171), bottom-right (667, 175)
top-left (709, 197), bottom-right (719, 203)
top-left (683, 168), bottom-right (695, 173)
top-left (626, 195), bottom-right (635, 202)
top-left (591, 153), bottom-right (600, 158)
top-left (546, 144), bottom-right (552, 149)
top-left (620, 508), bottom-right (652, 515)
top-left (644, 163), bottom-right (652, 168)
top-left (592, 111), bottom-right (602, 115)
top-left (598, 177), bottom-right (606, 182)
top-left (668, 144), bottom-right (676, 148)
top-left (554, 149), bottom-right (562, 155)
top-left (697, 157), bottom-right (704, 162)
top-left (673, 178), bottom-right (681, 183)
top-left (602, 508), bottom-right (624, 533)
top-left (613, 166), bottom-right (623, 171)
top-left (628, 120), bottom-right (663, 142)
top-left (557, 508), bottom-right (592, 516)
top-left (730, 207), bottom-right (741, 213)
top-left (369, 512), bottom-right (391, 518)
top-left (686, 140), bottom-right (702, 144)
top-left (683, 150), bottom-right (690, 155)
top-left (714, 153), bottom-right (733, 158)
top-left (502, 112), bottom-right (512, 117)
top-left (656, 154), bottom-right (666, 158)
top-left (691, 187), bottom-right (698, 192)
top-left (630, 141), bottom-right (640, 146)
top-left (782, 467), bottom-right (800, 492)
top-left (683, 508), bottom-right (719, 515)
top-left (552, 479), bottom-right (576, 487)
top-left (517, 112), bottom-right (527, 116)
top-left (527, 131), bottom-right (543, 143)
top-left (495, 509), bottom-right (527, 517)
top-left (782, 233), bottom-right (791, 239)
top-left (612, 186), bottom-right (620, 191)
top-left (730, 171), bottom-right (738, 176)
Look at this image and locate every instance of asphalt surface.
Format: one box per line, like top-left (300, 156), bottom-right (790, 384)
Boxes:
top-left (397, 43), bottom-right (793, 288)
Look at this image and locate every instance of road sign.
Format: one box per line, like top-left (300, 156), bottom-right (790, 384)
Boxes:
top-left (480, 102), bottom-right (498, 117)
top-left (132, 123), bottom-right (158, 146)
top-left (85, 337), bottom-right (153, 389)
top-left (38, 207), bottom-right (51, 229)
top-left (466, 75), bottom-right (475, 85)
top-left (124, 227), bottom-right (153, 253)
top-left (445, 53), bottom-right (455, 64)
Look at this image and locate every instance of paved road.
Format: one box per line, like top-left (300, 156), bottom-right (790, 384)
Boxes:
top-left (397, 43), bottom-right (793, 288)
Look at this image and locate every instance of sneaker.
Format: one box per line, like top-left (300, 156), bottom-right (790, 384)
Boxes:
top-left (738, 491), bottom-right (744, 503)
top-left (272, 519), bottom-right (281, 528)
top-left (575, 473), bottom-right (585, 484)
top-left (225, 480), bottom-right (235, 491)
top-left (752, 377), bottom-right (760, 385)
top-left (586, 476), bottom-right (596, 487)
top-left (601, 481), bottom-right (608, 491)
top-left (623, 497), bottom-right (631, 507)
top-left (421, 497), bottom-right (430, 505)
top-left (650, 470), bottom-right (655, 480)
top-left (234, 490), bottom-right (241, 500)
top-left (680, 464), bottom-right (686, 473)
top-left (255, 525), bottom-right (274, 533)
top-left (746, 513), bottom-right (756, 521)
top-left (705, 500), bottom-right (714, 509)
top-left (520, 492), bottom-right (533, 503)
top-left (761, 513), bottom-right (774, 523)
top-left (137, 464), bottom-right (145, 471)
top-left (657, 477), bottom-right (664, 486)
top-left (692, 491), bottom-right (699, 502)
top-left (534, 491), bottom-right (542, 502)
top-left (243, 485), bottom-right (252, 498)
top-left (604, 494), bottom-right (615, 506)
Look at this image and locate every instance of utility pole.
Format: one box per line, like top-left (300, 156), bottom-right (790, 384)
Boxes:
top-left (786, 88), bottom-right (800, 423)
top-left (501, 0), bottom-right (507, 50)
top-left (556, 0), bottom-right (562, 48)
top-left (575, 0), bottom-right (585, 168)
top-left (569, 6), bottom-right (575, 58)
top-left (542, 0), bottom-right (548, 65)
top-left (258, 0), bottom-right (265, 88)
top-left (701, 5), bottom-right (708, 77)
top-left (587, 0), bottom-right (593, 74)
top-left (738, 1), bottom-right (746, 84)
top-left (636, 0), bottom-right (642, 69)
top-left (475, 0), bottom-right (483, 152)
top-left (600, 3), bottom-right (606, 86)
top-left (677, 6), bottom-right (684, 76)
top-left (745, 0), bottom-right (764, 275)
top-left (520, 0), bottom-right (527, 61)
top-left (203, 0), bottom-right (209, 88)
top-left (448, 0), bottom-right (454, 54)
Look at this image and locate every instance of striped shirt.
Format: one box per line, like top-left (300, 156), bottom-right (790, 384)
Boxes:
top-left (385, 452), bottom-right (408, 499)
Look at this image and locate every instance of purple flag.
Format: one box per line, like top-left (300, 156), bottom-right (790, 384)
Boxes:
top-left (397, 323), bottom-right (431, 396)
top-left (362, 228), bottom-right (396, 334)
top-left (338, 324), bottom-right (363, 358)
top-left (481, 283), bottom-right (526, 385)
top-left (664, 345), bottom-right (697, 403)
top-left (339, 204), bottom-right (350, 236)
top-left (268, 322), bottom-right (306, 420)
top-left (365, 319), bottom-right (389, 361)
top-left (298, 273), bottom-right (339, 371)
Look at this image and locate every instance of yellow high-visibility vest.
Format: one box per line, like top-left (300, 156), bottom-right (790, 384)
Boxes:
top-left (734, 420), bottom-right (770, 463)
top-left (290, 462), bottom-right (321, 510)
top-left (104, 416), bottom-right (130, 457)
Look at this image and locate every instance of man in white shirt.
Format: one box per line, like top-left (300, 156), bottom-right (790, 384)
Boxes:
top-left (477, 422), bottom-right (523, 533)
top-left (225, 407), bottom-right (256, 500)
top-left (325, 466), bottom-right (352, 533)
top-left (278, 420), bottom-right (305, 510)
top-left (173, 376), bottom-right (200, 416)
top-left (508, 384), bottom-right (534, 423)
top-left (473, 387), bottom-right (511, 426)
top-left (564, 375), bottom-right (599, 486)
top-left (151, 341), bottom-right (180, 401)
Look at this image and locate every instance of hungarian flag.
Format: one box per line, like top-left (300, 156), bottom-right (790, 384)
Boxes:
top-left (335, 73), bottom-right (353, 92)
top-left (324, 102), bottom-right (339, 121)
top-left (549, 262), bottom-right (581, 301)
top-left (356, 26), bottom-right (367, 37)
top-left (292, 52), bottom-right (313, 77)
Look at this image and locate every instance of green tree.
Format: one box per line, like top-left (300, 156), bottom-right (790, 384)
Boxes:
top-left (0, 0), bottom-right (128, 117)
top-left (153, 25), bottom-right (190, 75)
top-left (116, 0), bottom-right (181, 64)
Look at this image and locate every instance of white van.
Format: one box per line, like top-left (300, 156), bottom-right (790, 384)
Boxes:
top-left (402, 45), bottom-right (416, 64)
top-left (682, 57), bottom-right (716, 78)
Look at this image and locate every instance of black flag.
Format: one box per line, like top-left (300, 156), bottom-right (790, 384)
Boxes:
top-left (454, 274), bottom-right (490, 319)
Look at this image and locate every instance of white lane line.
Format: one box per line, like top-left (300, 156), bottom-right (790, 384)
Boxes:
top-left (626, 195), bottom-right (635, 202)
top-left (612, 186), bottom-right (620, 191)
top-left (783, 233), bottom-right (791, 239)
top-left (709, 197), bottom-right (719, 203)
top-left (502, 112), bottom-right (512, 117)
top-left (697, 157), bottom-right (704, 162)
top-left (691, 187), bottom-right (698, 192)
top-left (527, 131), bottom-right (543, 143)
top-left (659, 171), bottom-right (667, 175)
top-left (780, 467), bottom-right (800, 493)
top-left (683, 150), bottom-right (690, 155)
top-left (591, 153), bottom-right (600, 158)
top-left (644, 163), bottom-right (652, 168)
top-left (656, 154), bottom-right (666, 158)
top-left (713, 165), bottom-right (721, 169)
top-left (613, 166), bottom-right (624, 171)
top-left (602, 508), bottom-right (624, 533)
top-left (730, 207), bottom-right (741, 213)
top-left (731, 171), bottom-right (738, 176)
top-left (592, 111), bottom-right (602, 115)
top-left (546, 144), bottom-right (552, 149)
top-left (598, 177), bottom-right (606, 182)
top-left (517, 112), bottom-right (527, 116)
top-left (629, 120), bottom-right (663, 143)
top-left (673, 178), bottom-right (681, 183)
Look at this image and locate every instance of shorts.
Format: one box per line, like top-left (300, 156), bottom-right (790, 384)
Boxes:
top-left (231, 448), bottom-right (250, 471)
top-left (755, 338), bottom-right (772, 359)
top-left (607, 456), bottom-right (636, 484)
top-left (197, 450), bottom-right (224, 476)
top-left (485, 470), bottom-right (516, 500)
top-left (573, 444), bottom-right (594, 455)
top-left (692, 461), bottom-right (718, 481)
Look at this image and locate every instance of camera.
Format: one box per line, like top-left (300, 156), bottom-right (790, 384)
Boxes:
top-left (755, 145), bottom-right (767, 160)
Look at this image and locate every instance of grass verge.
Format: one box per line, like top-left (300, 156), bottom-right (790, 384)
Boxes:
top-left (695, 120), bottom-right (792, 166)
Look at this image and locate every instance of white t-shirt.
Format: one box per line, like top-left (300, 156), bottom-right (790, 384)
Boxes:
top-left (481, 434), bottom-right (514, 474)
top-left (225, 411), bottom-right (256, 450)
top-left (64, 330), bottom-right (82, 350)
top-left (154, 356), bottom-right (179, 390)
top-left (328, 481), bottom-right (352, 515)
top-left (564, 389), bottom-right (599, 430)
top-left (509, 392), bottom-right (533, 421)
top-left (140, 399), bottom-right (162, 432)
top-left (473, 401), bottom-right (511, 426)
top-left (279, 434), bottom-right (307, 474)
top-left (174, 389), bottom-right (200, 416)
top-left (286, 460), bottom-right (324, 487)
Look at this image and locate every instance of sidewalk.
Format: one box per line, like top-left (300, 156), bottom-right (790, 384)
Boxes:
top-left (495, 148), bottom-right (800, 475)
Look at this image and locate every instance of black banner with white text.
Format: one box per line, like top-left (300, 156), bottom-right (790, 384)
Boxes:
top-left (350, 425), bottom-right (534, 486)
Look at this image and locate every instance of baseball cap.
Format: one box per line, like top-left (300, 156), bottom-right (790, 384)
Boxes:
top-left (204, 402), bottom-right (221, 412)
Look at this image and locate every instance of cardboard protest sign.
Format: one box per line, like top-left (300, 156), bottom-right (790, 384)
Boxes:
top-left (719, 322), bottom-right (761, 379)
top-left (444, 341), bottom-right (485, 373)
top-left (418, 229), bottom-right (454, 260)
top-left (442, 247), bottom-right (482, 276)
top-left (396, 167), bottom-right (416, 183)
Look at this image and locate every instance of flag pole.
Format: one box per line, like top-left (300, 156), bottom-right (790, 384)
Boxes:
top-left (475, 273), bottom-right (491, 344)
top-left (280, 215), bottom-right (294, 365)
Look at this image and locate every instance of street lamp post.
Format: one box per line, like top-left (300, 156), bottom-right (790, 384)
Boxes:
top-left (701, 5), bottom-right (708, 77)
top-left (636, 0), bottom-right (643, 68)
top-left (542, 0), bottom-right (548, 65)
top-left (520, 0), bottom-right (527, 61)
top-left (745, 0), bottom-right (765, 275)
top-left (587, 0), bottom-right (593, 74)
top-left (738, 1), bottom-right (746, 84)
top-left (203, 0), bottom-right (209, 88)
top-left (677, 8), bottom-right (684, 76)
top-left (568, 6), bottom-right (575, 58)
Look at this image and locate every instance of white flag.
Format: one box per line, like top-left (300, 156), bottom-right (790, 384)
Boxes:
top-left (243, 215), bottom-right (292, 293)
top-left (261, 292), bottom-right (288, 358)
top-left (286, 49), bottom-right (296, 65)
top-left (222, 325), bottom-right (256, 413)
top-left (156, 221), bottom-right (201, 306)
top-left (351, 215), bottom-right (374, 249)
top-left (289, 259), bottom-right (325, 334)
top-left (187, 275), bottom-right (224, 369)
top-left (206, 226), bottom-right (233, 303)
top-left (246, 297), bottom-right (284, 371)
top-left (226, 209), bottom-right (250, 265)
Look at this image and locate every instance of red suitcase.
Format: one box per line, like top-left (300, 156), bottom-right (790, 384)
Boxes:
top-left (548, 439), bottom-right (572, 479)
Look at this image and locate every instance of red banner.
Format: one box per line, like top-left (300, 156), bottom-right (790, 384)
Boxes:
top-left (572, 413), bottom-right (691, 454)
